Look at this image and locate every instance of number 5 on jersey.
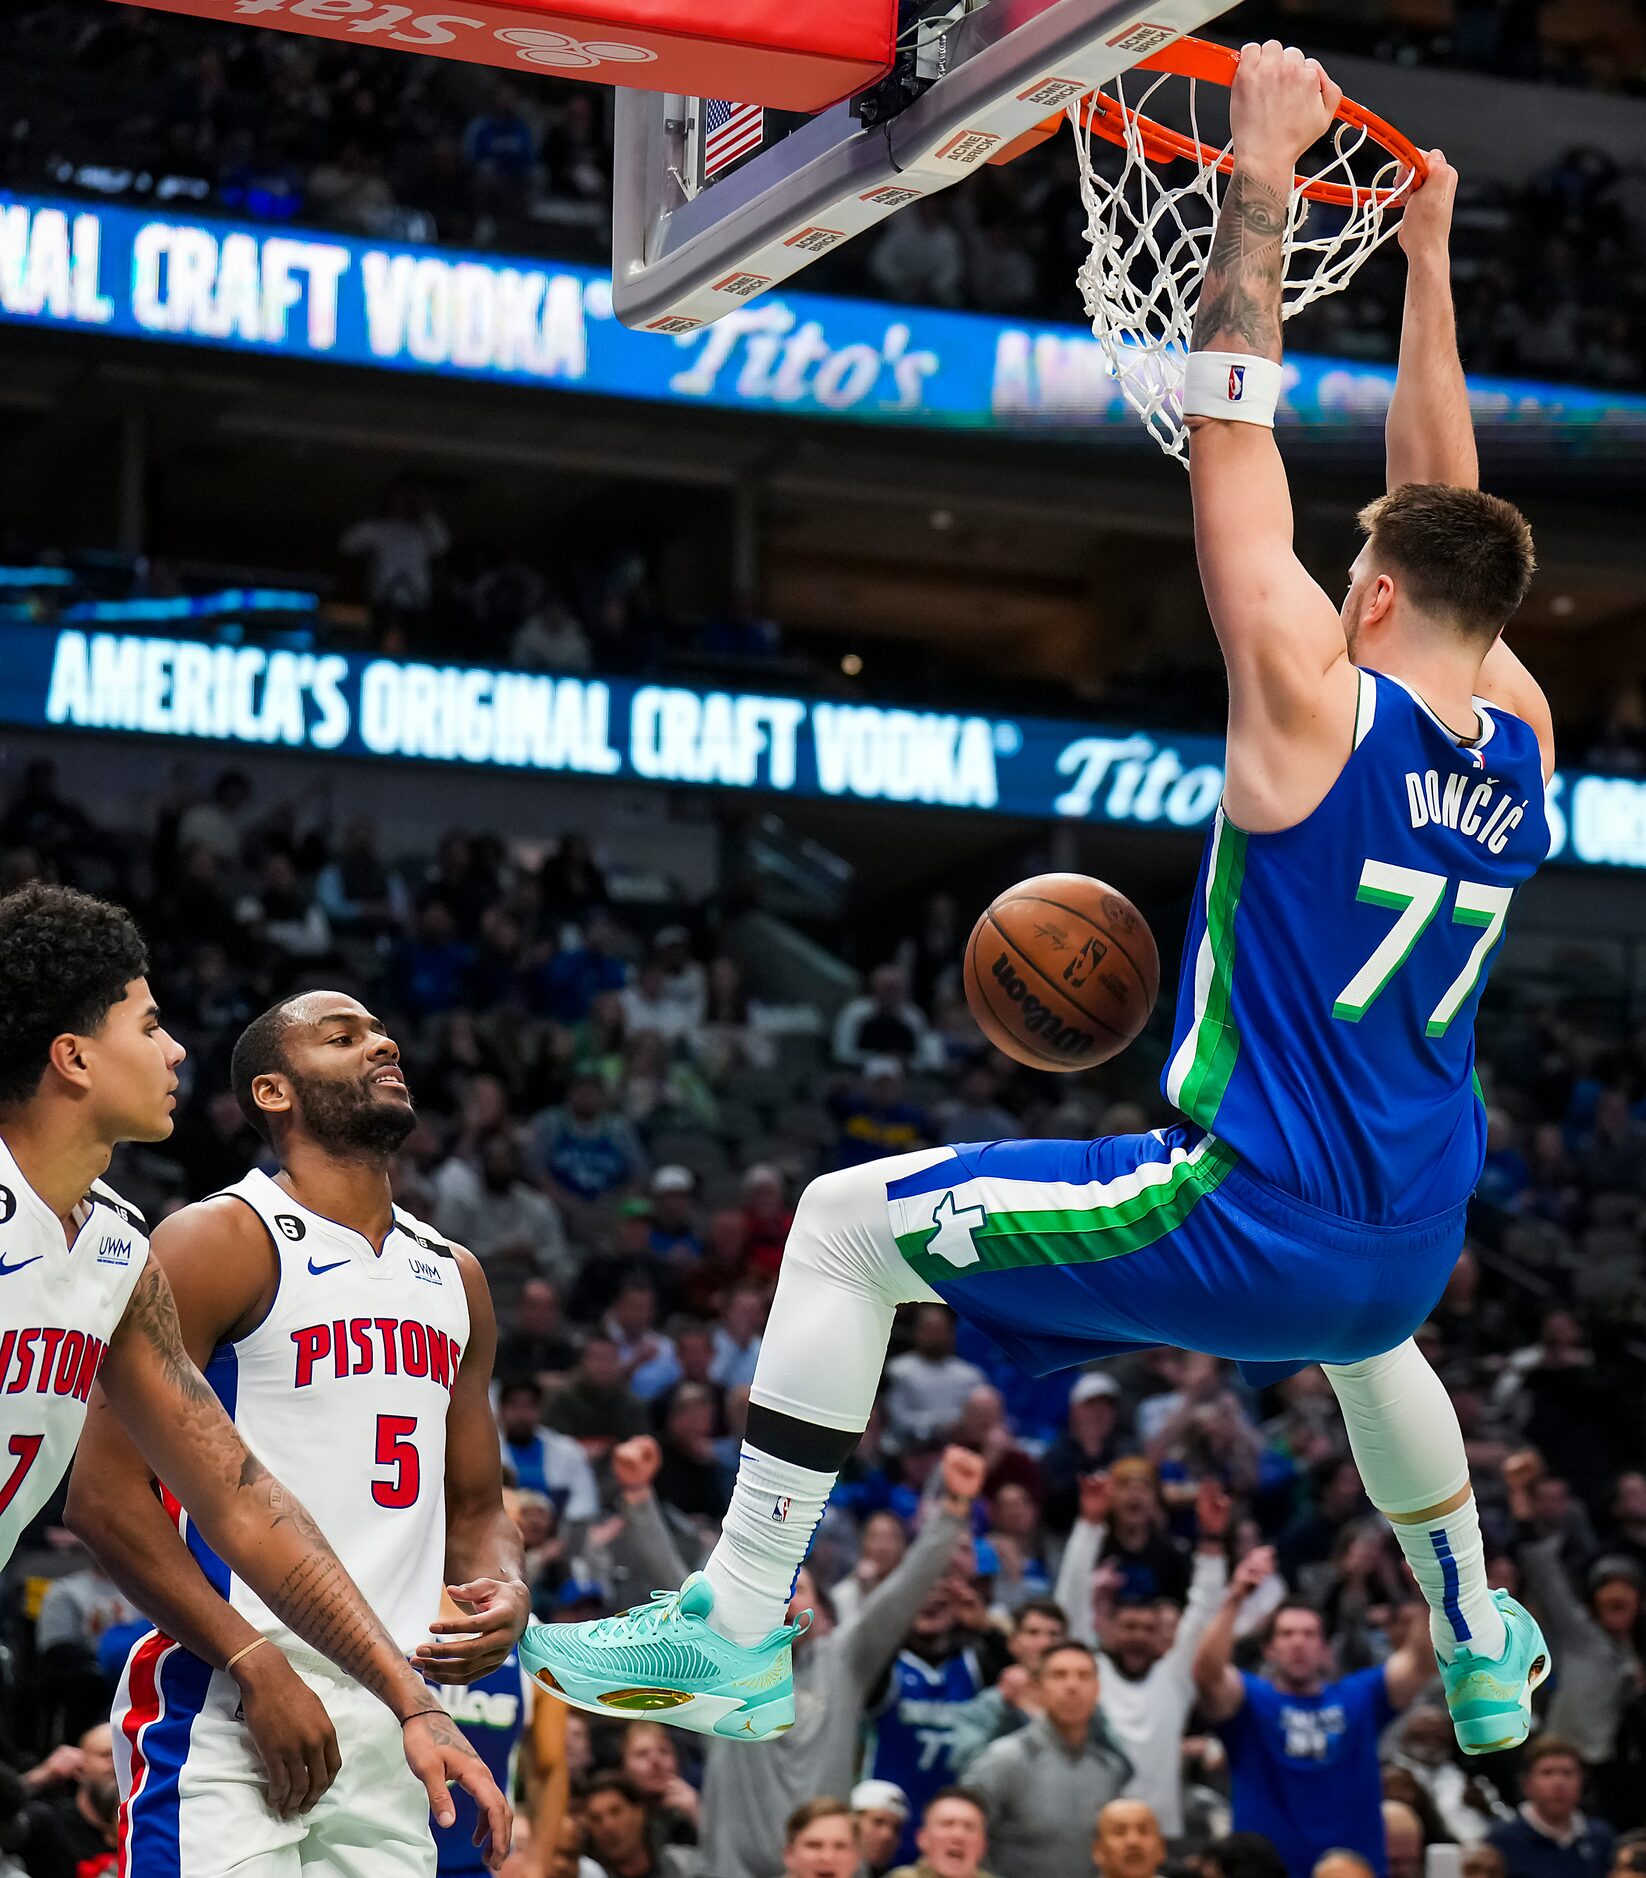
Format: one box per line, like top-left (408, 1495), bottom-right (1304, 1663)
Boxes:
top-left (1333, 861), bottom-right (1513, 1036)
top-left (373, 1413), bottom-right (420, 1508)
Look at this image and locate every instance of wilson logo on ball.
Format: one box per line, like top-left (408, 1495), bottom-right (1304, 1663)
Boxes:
top-left (991, 954), bottom-right (1097, 1055)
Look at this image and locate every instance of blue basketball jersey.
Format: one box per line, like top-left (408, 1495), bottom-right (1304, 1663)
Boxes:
top-left (865, 1647), bottom-right (987, 1863)
top-left (1219, 1667), bottom-right (1394, 1878)
top-left (1164, 668), bottom-right (1548, 1224)
top-left (428, 1648), bottom-right (526, 1874)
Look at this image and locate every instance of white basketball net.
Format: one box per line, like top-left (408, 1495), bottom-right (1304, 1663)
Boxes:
top-left (1072, 66), bottom-right (1410, 464)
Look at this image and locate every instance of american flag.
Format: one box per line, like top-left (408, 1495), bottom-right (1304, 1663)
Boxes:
top-left (702, 98), bottom-right (764, 179)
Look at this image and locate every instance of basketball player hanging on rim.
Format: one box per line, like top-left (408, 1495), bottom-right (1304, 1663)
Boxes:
top-left (521, 43), bottom-right (1552, 1758)
top-left (0, 885), bottom-right (511, 1865)
top-left (65, 990), bottom-right (528, 1877)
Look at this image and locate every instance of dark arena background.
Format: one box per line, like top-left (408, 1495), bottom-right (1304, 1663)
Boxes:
top-left (4, 2), bottom-right (1646, 1876)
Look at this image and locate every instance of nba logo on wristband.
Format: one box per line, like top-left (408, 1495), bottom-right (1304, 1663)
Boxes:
top-left (1228, 364), bottom-right (1245, 401)
top-left (771, 1496), bottom-right (792, 1522)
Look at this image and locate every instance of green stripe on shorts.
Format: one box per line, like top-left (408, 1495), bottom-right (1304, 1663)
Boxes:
top-left (897, 1135), bottom-right (1239, 1288)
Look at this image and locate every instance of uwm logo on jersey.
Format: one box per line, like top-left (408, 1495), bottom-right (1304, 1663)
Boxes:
top-left (290, 1316), bottom-right (463, 1390)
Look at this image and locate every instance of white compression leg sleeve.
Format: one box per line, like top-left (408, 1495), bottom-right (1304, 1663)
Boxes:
top-left (703, 1153), bottom-right (946, 1647)
top-left (1322, 1338), bottom-right (1505, 1662)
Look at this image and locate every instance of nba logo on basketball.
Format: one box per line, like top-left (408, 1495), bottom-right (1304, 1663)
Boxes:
top-left (771, 1497), bottom-right (792, 1522)
top-left (1227, 364), bottom-right (1245, 401)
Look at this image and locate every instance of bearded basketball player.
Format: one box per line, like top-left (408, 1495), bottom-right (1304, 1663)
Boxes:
top-left (67, 991), bottom-right (527, 1876)
top-left (521, 46), bottom-right (1550, 1759)
top-left (0, 885), bottom-right (510, 1863)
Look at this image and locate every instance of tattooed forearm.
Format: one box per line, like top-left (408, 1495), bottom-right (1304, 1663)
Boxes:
top-left (262, 1550), bottom-right (423, 1712)
top-left (1191, 166), bottom-right (1289, 359)
top-left (121, 1262), bottom-right (218, 1407)
top-left (107, 1258), bottom-right (426, 1720)
top-left (233, 1473), bottom-right (419, 1710)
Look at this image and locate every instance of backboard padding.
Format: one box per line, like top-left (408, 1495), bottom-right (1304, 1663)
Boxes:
top-left (612, 0), bottom-right (1232, 331)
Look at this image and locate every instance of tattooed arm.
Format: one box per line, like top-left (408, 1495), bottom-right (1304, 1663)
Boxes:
top-left (86, 1235), bottom-right (511, 1866)
top-left (1187, 42), bottom-right (1359, 831)
top-left (68, 1199), bottom-right (347, 1817)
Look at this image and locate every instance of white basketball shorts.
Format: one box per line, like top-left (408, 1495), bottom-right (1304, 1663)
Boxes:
top-left (113, 1632), bottom-right (436, 1878)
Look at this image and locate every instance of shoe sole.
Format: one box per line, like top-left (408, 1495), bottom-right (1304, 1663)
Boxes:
top-left (525, 1665), bottom-right (794, 1741)
top-left (1455, 1648), bottom-right (1550, 1756)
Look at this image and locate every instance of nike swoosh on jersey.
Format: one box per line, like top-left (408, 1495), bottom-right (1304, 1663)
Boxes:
top-left (0, 1252), bottom-right (44, 1276)
top-left (307, 1256), bottom-right (351, 1276)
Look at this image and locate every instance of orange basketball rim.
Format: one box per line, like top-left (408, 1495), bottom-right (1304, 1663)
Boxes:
top-left (996, 34), bottom-right (1429, 210)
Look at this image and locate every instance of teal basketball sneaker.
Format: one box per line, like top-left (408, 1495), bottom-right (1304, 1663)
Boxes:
top-left (518, 1573), bottom-right (803, 1740)
top-left (1439, 1589), bottom-right (1550, 1755)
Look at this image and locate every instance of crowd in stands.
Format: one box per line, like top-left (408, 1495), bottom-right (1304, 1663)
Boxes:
top-left (8, 2), bottom-right (1646, 389)
top-left (2, 502), bottom-right (791, 686)
top-left (3, 750), bottom-right (1646, 1878)
top-left (1248, 0), bottom-right (1646, 93)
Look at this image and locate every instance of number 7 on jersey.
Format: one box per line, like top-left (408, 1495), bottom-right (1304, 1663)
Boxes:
top-left (1333, 861), bottom-right (1513, 1036)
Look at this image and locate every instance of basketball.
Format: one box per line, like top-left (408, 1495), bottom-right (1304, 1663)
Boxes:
top-left (964, 873), bottom-right (1160, 1072)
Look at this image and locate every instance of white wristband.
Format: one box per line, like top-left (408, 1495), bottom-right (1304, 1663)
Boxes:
top-left (1182, 350), bottom-right (1283, 427)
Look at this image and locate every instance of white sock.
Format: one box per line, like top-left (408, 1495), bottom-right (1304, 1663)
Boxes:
top-left (1322, 1339), bottom-right (1505, 1663)
top-left (704, 1446), bottom-right (836, 1647)
top-left (700, 1153), bottom-right (946, 1649)
top-left (1388, 1490), bottom-right (1505, 1662)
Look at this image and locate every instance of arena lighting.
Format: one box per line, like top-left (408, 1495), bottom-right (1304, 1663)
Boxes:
top-left (0, 567), bottom-right (75, 588)
top-left (0, 588), bottom-right (322, 626)
top-left (1, 623), bottom-right (1643, 871)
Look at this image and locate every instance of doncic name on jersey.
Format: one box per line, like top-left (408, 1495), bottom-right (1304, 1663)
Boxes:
top-left (1405, 767), bottom-right (1530, 854)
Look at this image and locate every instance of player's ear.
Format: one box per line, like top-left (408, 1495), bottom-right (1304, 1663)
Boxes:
top-left (1358, 571), bottom-right (1394, 631)
top-left (251, 1072), bottom-right (293, 1124)
top-left (47, 1030), bottom-right (94, 1090)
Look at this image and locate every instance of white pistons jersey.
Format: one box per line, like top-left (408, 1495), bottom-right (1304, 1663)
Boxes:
top-left (175, 1170), bottom-right (471, 1661)
top-left (0, 1133), bottom-right (148, 1567)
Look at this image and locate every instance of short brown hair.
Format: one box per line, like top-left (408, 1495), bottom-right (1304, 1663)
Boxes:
top-left (925, 1787), bottom-right (988, 1824)
top-left (1036, 1639), bottom-right (1098, 1676)
top-left (579, 1771), bottom-right (646, 1811)
top-left (1356, 483), bottom-right (1535, 642)
top-left (1522, 1733), bottom-right (1583, 1774)
top-left (1262, 1599), bottom-right (1327, 1646)
top-left (786, 1799), bottom-right (854, 1845)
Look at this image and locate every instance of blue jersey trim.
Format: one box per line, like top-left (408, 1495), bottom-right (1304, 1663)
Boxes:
top-left (184, 1345), bottom-right (239, 1600)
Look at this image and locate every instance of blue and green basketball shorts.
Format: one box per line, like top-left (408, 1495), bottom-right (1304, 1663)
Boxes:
top-left (886, 1124), bottom-right (1468, 1386)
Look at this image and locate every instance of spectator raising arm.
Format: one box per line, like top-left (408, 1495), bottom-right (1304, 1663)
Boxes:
top-left (1054, 1471), bottom-right (1112, 1647)
top-left (1504, 1449), bottom-right (1633, 1763)
top-left (840, 1446), bottom-right (986, 1699)
top-left (1166, 1482), bottom-right (1234, 1677)
top-left (1192, 1545), bottom-right (1277, 1722)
